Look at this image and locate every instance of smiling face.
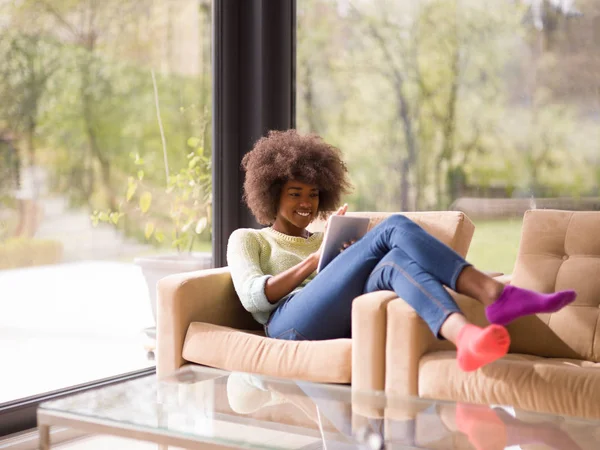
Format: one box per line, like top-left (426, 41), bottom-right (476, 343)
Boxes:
top-left (272, 179), bottom-right (320, 237)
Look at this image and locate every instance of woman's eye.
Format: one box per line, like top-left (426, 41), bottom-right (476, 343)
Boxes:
top-left (310, 193), bottom-right (319, 198)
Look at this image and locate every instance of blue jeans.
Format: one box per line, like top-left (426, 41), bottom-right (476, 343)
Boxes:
top-left (265, 214), bottom-right (469, 340)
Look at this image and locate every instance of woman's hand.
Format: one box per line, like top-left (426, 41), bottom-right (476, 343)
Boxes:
top-left (310, 203), bottom-right (348, 268)
top-left (327, 203), bottom-right (348, 231)
top-left (340, 239), bottom-right (356, 253)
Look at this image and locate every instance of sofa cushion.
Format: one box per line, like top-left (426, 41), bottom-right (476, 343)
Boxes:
top-left (309, 211), bottom-right (475, 258)
top-left (510, 210), bottom-right (600, 362)
top-left (418, 351), bottom-right (600, 419)
top-left (182, 322), bottom-right (352, 383)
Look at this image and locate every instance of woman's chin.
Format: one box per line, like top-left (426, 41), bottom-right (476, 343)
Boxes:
top-left (292, 216), bottom-right (311, 228)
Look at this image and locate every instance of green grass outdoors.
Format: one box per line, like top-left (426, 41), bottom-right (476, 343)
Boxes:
top-left (113, 219), bottom-right (523, 273)
top-left (466, 218), bottom-right (524, 275)
top-left (116, 239), bottom-right (212, 263)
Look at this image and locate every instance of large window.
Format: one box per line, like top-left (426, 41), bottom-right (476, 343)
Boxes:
top-left (0, 0), bottom-right (212, 405)
top-left (297, 0), bottom-right (599, 274)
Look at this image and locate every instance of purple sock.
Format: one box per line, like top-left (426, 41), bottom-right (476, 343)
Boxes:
top-left (485, 285), bottom-right (577, 326)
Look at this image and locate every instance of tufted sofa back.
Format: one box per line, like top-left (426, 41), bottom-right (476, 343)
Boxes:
top-left (509, 210), bottom-right (600, 362)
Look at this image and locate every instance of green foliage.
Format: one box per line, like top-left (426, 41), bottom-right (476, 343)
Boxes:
top-left (2, 0), bottom-right (599, 248)
top-left (91, 134), bottom-right (212, 253)
top-left (297, 0), bottom-right (600, 212)
top-left (1, 0), bottom-right (213, 253)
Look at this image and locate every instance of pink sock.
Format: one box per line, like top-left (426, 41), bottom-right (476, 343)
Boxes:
top-left (486, 285), bottom-right (577, 326)
top-left (456, 324), bottom-right (510, 372)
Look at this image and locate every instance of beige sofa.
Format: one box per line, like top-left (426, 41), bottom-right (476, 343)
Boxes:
top-left (386, 210), bottom-right (600, 419)
top-left (157, 211), bottom-right (475, 391)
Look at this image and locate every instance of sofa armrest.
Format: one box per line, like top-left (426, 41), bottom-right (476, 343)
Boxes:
top-left (384, 281), bottom-right (509, 397)
top-left (156, 267), bottom-right (259, 377)
top-left (385, 272), bottom-right (568, 397)
top-left (352, 290), bottom-right (399, 392)
top-left (494, 273), bottom-right (512, 285)
top-left (384, 299), bottom-right (437, 397)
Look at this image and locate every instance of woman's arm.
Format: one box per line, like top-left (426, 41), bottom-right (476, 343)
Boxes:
top-left (265, 204), bottom-right (348, 303)
top-left (264, 253), bottom-right (319, 303)
top-left (228, 230), bottom-right (279, 315)
top-left (228, 229), bottom-right (318, 310)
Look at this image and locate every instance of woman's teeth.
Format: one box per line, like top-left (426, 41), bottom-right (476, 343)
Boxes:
top-left (296, 211), bottom-right (310, 217)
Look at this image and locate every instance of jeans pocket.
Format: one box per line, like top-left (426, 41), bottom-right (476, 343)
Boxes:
top-left (270, 328), bottom-right (308, 341)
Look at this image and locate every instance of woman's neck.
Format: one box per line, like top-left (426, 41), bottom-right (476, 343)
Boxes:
top-left (272, 219), bottom-right (311, 239)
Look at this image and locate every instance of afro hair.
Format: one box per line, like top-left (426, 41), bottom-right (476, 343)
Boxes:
top-left (241, 129), bottom-right (352, 225)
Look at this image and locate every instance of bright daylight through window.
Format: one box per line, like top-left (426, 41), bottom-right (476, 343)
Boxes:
top-left (0, 0), bottom-right (212, 404)
top-left (297, 0), bottom-right (599, 275)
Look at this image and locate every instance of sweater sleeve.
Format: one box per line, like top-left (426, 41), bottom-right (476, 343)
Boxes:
top-left (226, 229), bottom-right (279, 314)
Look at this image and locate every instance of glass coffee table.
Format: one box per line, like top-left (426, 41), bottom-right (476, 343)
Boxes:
top-left (38, 365), bottom-right (600, 449)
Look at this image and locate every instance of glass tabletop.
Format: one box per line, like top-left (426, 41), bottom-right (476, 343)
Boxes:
top-left (40, 365), bottom-right (600, 449)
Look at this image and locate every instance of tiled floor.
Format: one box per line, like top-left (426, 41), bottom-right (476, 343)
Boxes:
top-left (0, 189), bottom-right (162, 403)
top-left (0, 261), bottom-right (155, 403)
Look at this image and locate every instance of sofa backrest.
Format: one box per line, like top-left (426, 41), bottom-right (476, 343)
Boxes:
top-left (308, 211), bottom-right (475, 257)
top-left (232, 211), bottom-right (474, 329)
top-left (230, 211), bottom-right (475, 329)
top-left (509, 210), bottom-right (600, 362)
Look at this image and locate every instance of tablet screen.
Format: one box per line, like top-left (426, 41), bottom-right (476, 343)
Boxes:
top-left (317, 215), bottom-right (370, 272)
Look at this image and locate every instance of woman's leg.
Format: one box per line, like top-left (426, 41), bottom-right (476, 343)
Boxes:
top-left (268, 248), bottom-right (509, 370)
top-left (267, 214), bottom-right (575, 342)
top-left (363, 248), bottom-right (461, 338)
top-left (265, 214), bottom-right (467, 340)
top-left (350, 214), bottom-right (472, 291)
top-left (358, 214), bottom-right (577, 325)
top-left (365, 249), bottom-right (510, 371)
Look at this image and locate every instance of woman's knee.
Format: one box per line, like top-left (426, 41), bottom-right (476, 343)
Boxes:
top-left (377, 249), bottom-right (412, 272)
top-left (383, 247), bottom-right (407, 260)
top-left (385, 214), bottom-right (414, 229)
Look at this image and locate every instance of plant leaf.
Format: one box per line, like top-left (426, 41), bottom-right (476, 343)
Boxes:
top-left (140, 192), bottom-right (152, 213)
top-left (181, 220), bottom-right (194, 233)
top-left (145, 223), bottom-right (155, 240)
top-left (187, 137), bottom-right (201, 148)
top-left (109, 212), bottom-right (121, 225)
top-left (126, 179), bottom-right (137, 202)
top-left (195, 217), bottom-right (208, 234)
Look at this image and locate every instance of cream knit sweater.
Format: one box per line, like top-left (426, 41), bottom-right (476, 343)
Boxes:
top-left (226, 227), bottom-right (323, 324)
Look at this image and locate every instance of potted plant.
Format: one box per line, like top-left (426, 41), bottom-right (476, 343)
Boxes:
top-left (92, 143), bottom-right (213, 332)
top-left (91, 72), bottom-right (212, 335)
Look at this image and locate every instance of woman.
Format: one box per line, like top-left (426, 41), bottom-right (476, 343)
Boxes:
top-left (227, 130), bottom-right (576, 372)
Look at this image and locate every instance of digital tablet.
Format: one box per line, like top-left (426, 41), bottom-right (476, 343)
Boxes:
top-left (317, 215), bottom-right (370, 273)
